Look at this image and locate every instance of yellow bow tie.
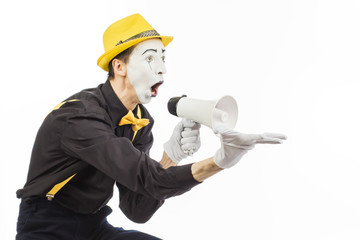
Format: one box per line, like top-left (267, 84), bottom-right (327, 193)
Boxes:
top-left (119, 109), bottom-right (149, 132)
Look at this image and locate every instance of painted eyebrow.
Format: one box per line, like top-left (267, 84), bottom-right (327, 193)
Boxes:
top-left (162, 49), bottom-right (166, 54)
top-left (142, 49), bottom-right (157, 55)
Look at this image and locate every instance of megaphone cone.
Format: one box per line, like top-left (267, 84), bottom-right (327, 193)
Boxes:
top-left (167, 95), bottom-right (238, 130)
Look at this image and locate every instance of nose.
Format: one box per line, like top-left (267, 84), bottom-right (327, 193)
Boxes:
top-left (156, 59), bottom-right (167, 75)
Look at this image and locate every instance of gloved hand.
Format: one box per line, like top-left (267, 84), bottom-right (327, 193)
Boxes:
top-left (214, 127), bottom-right (287, 168)
top-left (164, 119), bottom-right (201, 164)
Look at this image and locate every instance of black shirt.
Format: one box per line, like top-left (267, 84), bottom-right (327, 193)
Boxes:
top-left (16, 80), bottom-right (199, 223)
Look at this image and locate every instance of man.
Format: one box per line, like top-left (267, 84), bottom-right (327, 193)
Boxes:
top-left (16, 13), bottom-right (286, 239)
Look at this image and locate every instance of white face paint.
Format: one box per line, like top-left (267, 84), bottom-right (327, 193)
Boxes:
top-left (126, 39), bottom-right (167, 104)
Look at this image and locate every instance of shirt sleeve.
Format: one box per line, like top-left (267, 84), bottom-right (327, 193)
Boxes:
top-left (116, 182), bottom-right (164, 223)
top-left (116, 112), bottom-right (164, 223)
top-left (60, 111), bottom-right (200, 201)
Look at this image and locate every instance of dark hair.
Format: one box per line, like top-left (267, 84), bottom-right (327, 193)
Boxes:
top-left (107, 46), bottom-right (134, 81)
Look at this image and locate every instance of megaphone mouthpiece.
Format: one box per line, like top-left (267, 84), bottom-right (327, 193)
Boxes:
top-left (167, 95), bottom-right (187, 117)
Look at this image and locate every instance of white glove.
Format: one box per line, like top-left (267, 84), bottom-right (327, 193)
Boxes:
top-left (214, 127), bottom-right (287, 168)
top-left (164, 119), bottom-right (201, 164)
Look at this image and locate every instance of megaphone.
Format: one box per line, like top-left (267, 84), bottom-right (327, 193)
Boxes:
top-left (167, 95), bottom-right (238, 131)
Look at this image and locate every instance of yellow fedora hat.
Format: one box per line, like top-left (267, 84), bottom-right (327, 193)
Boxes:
top-left (97, 13), bottom-right (173, 71)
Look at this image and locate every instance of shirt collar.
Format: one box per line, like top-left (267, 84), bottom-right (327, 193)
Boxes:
top-left (101, 80), bottom-right (137, 126)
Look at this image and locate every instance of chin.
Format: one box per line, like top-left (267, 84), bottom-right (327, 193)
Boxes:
top-left (139, 95), bottom-right (152, 104)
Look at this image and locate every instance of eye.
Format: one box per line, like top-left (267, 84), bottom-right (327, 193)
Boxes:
top-left (162, 56), bottom-right (166, 62)
top-left (146, 56), bottom-right (154, 62)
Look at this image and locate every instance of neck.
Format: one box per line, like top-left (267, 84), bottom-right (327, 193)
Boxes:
top-left (109, 77), bottom-right (139, 111)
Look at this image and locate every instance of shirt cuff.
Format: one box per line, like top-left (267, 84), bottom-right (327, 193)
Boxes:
top-left (168, 163), bottom-right (201, 190)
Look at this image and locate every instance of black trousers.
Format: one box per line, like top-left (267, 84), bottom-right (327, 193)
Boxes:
top-left (16, 198), bottom-right (161, 240)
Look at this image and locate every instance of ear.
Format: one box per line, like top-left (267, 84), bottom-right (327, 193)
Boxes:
top-left (112, 59), bottom-right (127, 77)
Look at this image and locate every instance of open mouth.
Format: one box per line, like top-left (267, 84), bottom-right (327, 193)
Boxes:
top-left (150, 81), bottom-right (164, 97)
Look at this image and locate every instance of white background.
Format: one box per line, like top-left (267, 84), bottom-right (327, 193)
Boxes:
top-left (1, 0), bottom-right (359, 239)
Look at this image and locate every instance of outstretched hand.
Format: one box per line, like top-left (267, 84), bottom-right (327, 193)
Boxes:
top-left (213, 127), bottom-right (287, 168)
